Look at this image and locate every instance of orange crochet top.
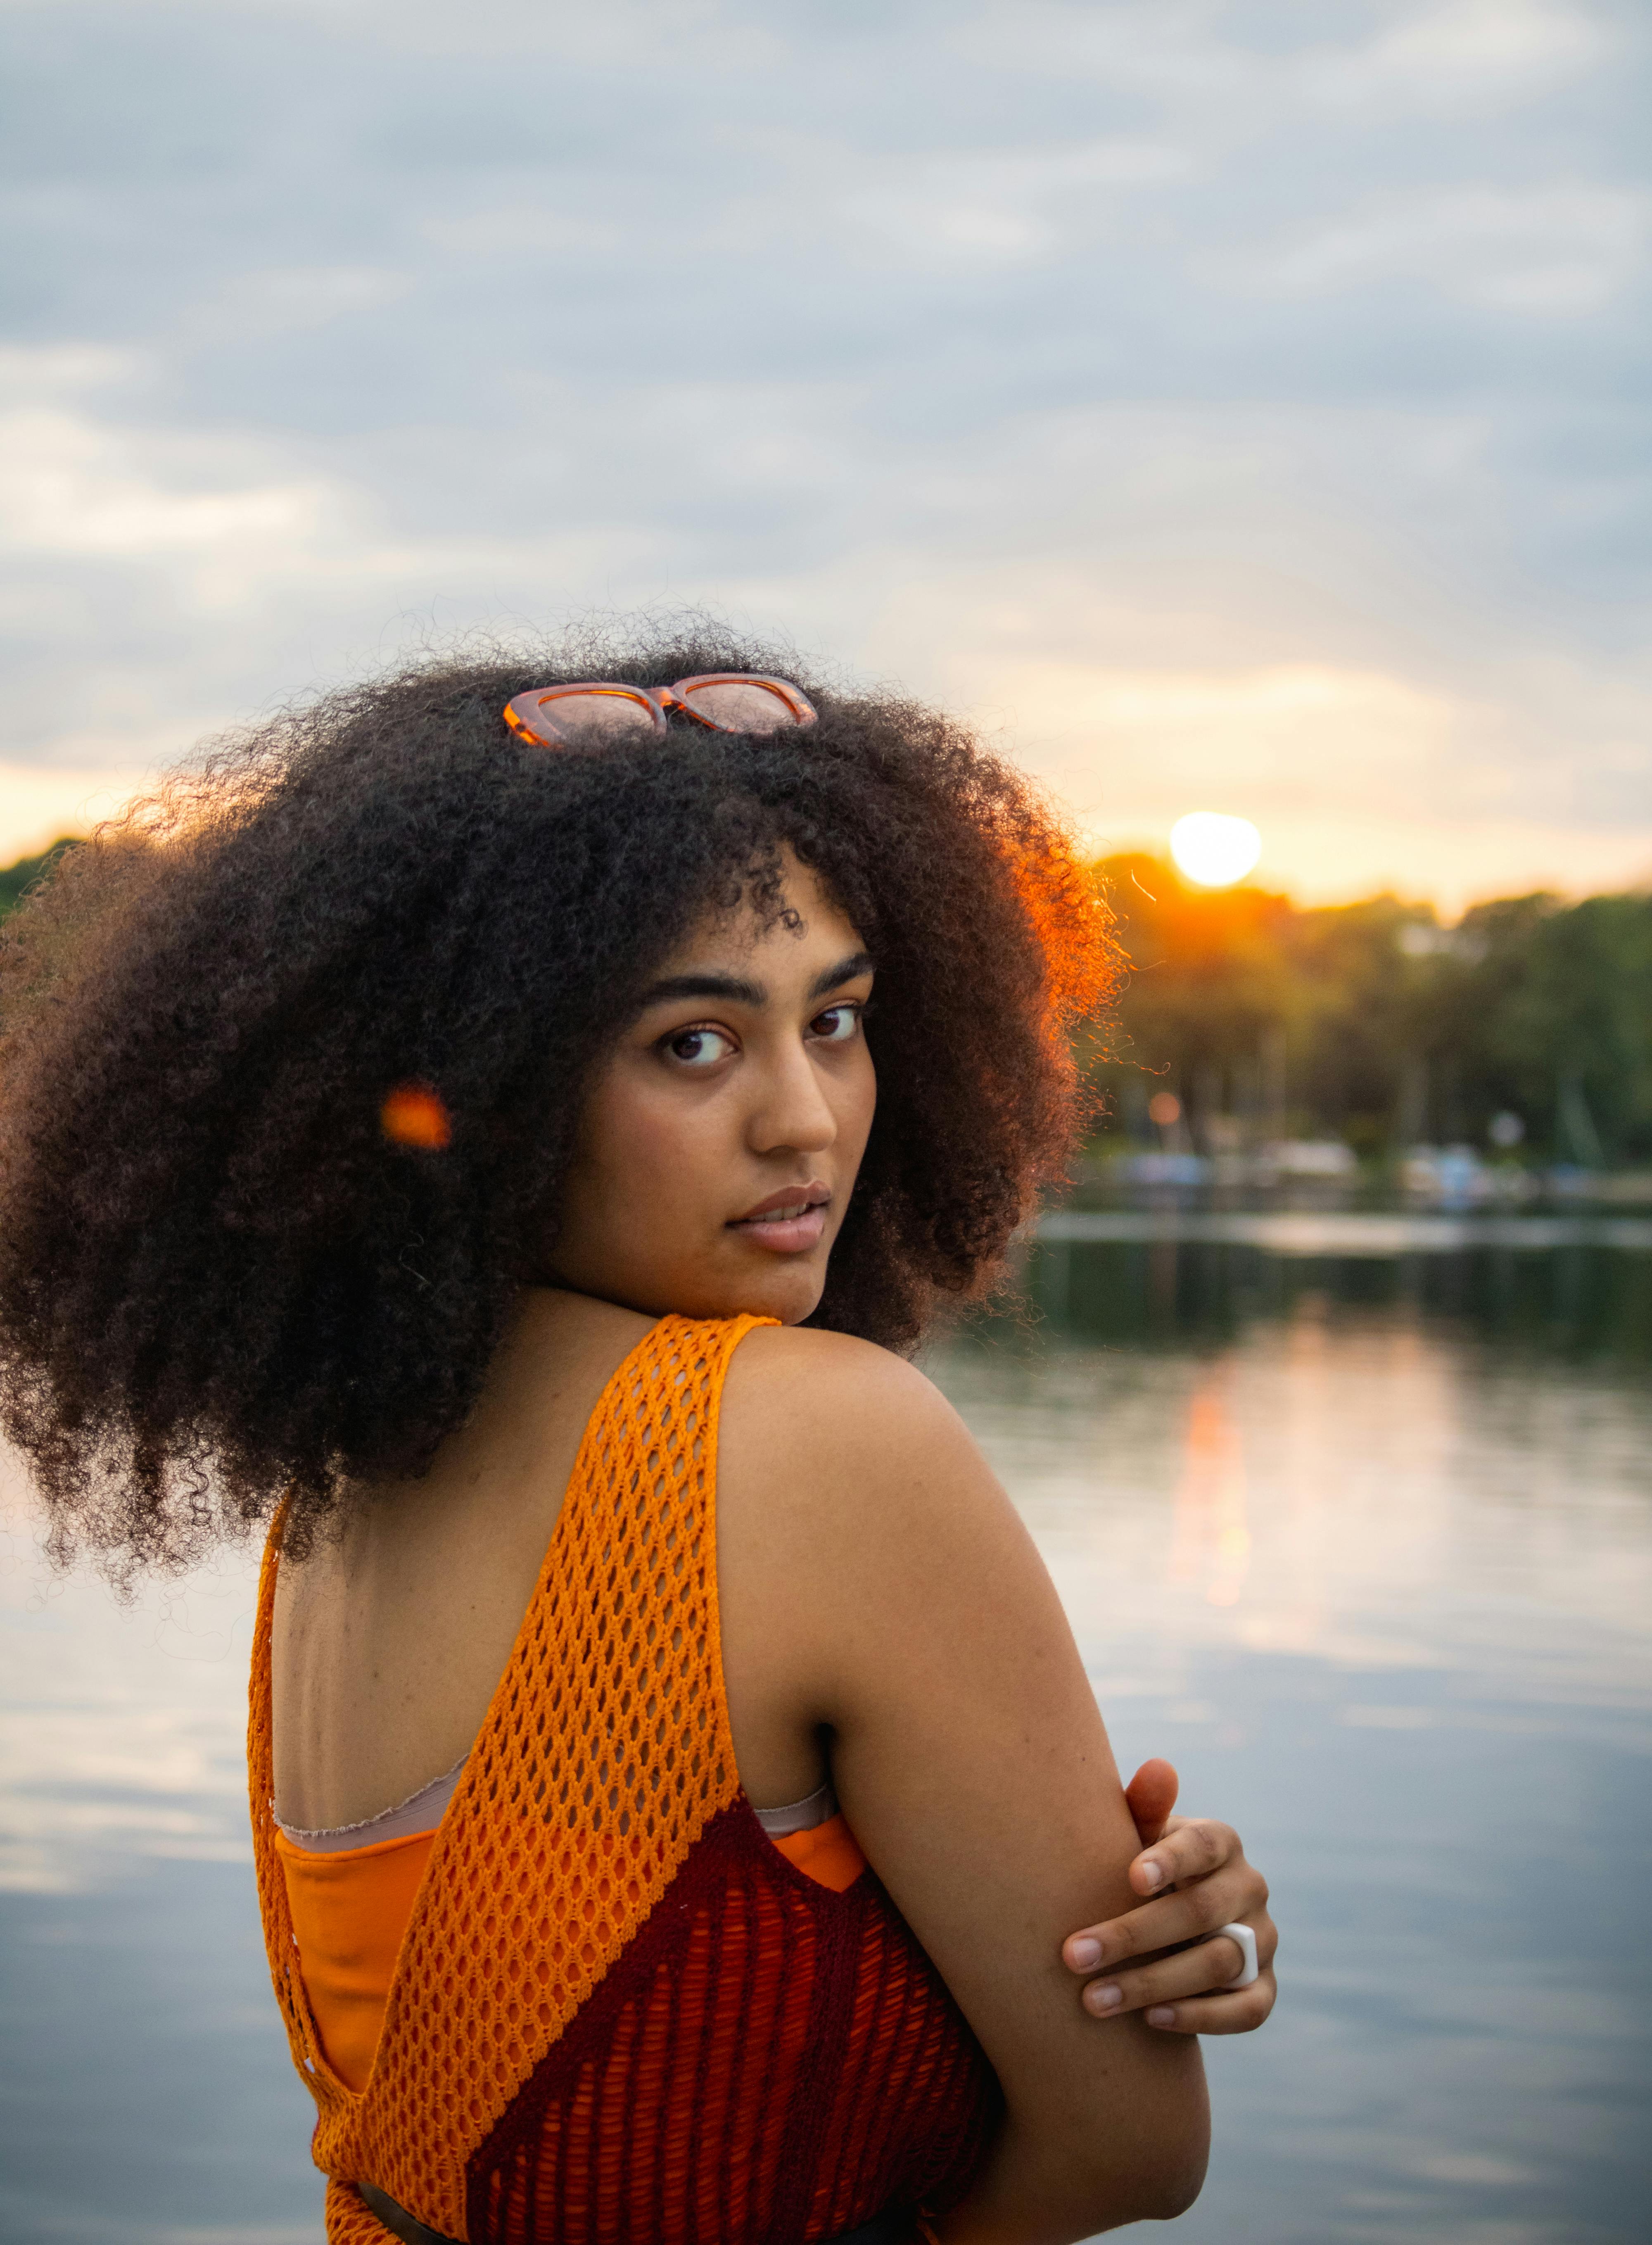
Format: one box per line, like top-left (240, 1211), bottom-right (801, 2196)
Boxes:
top-left (249, 1313), bottom-right (1000, 2244)
top-left (274, 1805), bottom-right (871, 2097)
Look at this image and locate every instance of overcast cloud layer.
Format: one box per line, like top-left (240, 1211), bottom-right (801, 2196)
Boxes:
top-left (2, 0), bottom-right (1648, 907)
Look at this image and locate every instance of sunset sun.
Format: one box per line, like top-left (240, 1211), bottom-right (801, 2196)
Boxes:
top-left (1170, 812), bottom-right (1262, 888)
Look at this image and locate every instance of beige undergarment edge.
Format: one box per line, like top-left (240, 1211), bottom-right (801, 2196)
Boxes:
top-left (275, 1761), bottom-right (838, 1853)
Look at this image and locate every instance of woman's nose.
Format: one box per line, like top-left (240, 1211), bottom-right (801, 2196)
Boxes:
top-left (747, 1039), bottom-right (836, 1154)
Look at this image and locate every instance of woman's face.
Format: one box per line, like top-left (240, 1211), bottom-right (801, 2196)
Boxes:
top-left (548, 857), bottom-right (877, 1326)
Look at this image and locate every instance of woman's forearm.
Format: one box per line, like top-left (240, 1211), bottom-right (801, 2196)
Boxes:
top-left (934, 2085), bottom-right (1211, 2245)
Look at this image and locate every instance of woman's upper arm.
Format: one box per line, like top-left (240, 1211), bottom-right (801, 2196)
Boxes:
top-left (718, 1329), bottom-right (1208, 2233)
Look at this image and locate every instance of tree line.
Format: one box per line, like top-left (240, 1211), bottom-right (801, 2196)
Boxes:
top-left (1084, 853), bottom-right (1652, 1168)
top-left (0, 839), bottom-right (77, 921)
top-left (4, 836), bottom-right (1648, 1167)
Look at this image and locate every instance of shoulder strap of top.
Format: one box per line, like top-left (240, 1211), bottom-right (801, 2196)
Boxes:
top-left (249, 1310), bottom-right (775, 2236)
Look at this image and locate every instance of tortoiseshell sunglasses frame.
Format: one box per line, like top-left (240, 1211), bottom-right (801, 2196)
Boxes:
top-left (503, 672), bottom-right (817, 748)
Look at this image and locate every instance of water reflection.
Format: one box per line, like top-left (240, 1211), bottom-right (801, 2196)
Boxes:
top-left (1028, 1223), bottom-right (1652, 1366)
top-left (948, 1254), bottom-right (1652, 1683)
top-left (0, 1528), bottom-right (259, 1896)
top-left (929, 1237), bottom-right (1652, 2245)
top-left (0, 1448), bottom-right (311, 2242)
top-left (1170, 1374), bottom-right (1252, 1608)
top-left (2, 1234), bottom-right (1650, 2243)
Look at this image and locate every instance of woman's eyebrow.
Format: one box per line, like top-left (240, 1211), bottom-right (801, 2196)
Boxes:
top-left (808, 950), bottom-right (875, 999)
top-left (640, 971), bottom-right (767, 1007)
top-left (638, 952), bottom-right (873, 1010)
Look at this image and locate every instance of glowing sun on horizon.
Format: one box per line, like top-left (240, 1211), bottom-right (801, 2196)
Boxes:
top-left (1170, 812), bottom-right (1262, 888)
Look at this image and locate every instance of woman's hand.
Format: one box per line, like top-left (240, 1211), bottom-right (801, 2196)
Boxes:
top-left (1061, 1757), bottom-right (1277, 2036)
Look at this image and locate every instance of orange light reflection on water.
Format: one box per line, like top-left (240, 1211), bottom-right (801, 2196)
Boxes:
top-left (1170, 1374), bottom-right (1252, 1608)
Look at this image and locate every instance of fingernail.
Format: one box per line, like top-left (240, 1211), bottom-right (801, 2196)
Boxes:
top-left (1146, 2005), bottom-right (1176, 2027)
top-left (1138, 1860), bottom-right (1163, 1891)
top-left (1086, 1982), bottom-right (1123, 2014)
top-left (1068, 1936), bottom-right (1101, 1971)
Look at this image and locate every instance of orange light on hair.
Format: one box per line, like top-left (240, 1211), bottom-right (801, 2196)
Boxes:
top-left (997, 821), bottom-right (1125, 1059)
top-left (380, 1083), bottom-right (452, 1150)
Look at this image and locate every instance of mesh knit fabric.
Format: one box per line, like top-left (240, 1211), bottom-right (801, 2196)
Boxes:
top-left (250, 1314), bottom-right (999, 2243)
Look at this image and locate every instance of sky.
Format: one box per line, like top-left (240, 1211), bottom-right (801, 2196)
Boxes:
top-left (2, 0), bottom-right (1648, 912)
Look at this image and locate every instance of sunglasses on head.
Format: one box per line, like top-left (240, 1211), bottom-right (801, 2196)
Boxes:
top-left (503, 672), bottom-right (817, 749)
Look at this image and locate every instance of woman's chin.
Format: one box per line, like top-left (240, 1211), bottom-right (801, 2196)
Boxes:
top-left (670, 1242), bottom-right (828, 1328)
top-left (703, 1261), bottom-right (826, 1328)
top-left (552, 1250), bottom-right (827, 1330)
top-left (722, 1236), bottom-right (833, 1325)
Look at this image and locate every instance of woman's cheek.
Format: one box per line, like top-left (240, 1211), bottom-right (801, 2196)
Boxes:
top-left (837, 1049), bottom-right (877, 1171)
top-left (620, 1079), bottom-right (731, 1216)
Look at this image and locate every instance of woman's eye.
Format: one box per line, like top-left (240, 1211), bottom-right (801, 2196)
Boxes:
top-left (664, 1026), bottom-right (736, 1068)
top-left (810, 1004), bottom-right (861, 1043)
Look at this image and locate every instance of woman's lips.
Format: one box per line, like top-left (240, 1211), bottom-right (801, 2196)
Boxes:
top-left (728, 1187), bottom-right (830, 1255)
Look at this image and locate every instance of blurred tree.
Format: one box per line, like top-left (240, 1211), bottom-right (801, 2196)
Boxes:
top-left (1078, 854), bottom-right (1297, 1128)
top-left (0, 837), bottom-right (79, 922)
top-left (1450, 893), bottom-right (1652, 1164)
top-left (1086, 855), bottom-right (1652, 1165)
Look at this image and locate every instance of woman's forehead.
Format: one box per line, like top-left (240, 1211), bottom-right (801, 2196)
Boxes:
top-left (667, 863), bottom-right (866, 978)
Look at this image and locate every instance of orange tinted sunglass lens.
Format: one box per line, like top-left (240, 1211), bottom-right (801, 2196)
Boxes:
top-left (504, 688), bottom-right (662, 747)
top-left (675, 677), bottom-right (810, 733)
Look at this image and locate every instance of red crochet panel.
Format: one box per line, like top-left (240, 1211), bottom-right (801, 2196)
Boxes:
top-left (467, 1803), bottom-right (999, 2245)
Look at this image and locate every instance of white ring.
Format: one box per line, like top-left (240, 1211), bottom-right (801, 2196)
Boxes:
top-left (1215, 1922), bottom-right (1258, 1988)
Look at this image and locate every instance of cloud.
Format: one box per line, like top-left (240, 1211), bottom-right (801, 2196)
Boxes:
top-left (1351, 0), bottom-right (1606, 99)
top-left (0, 408), bottom-right (327, 562)
top-left (955, 0), bottom-right (1608, 124)
top-left (180, 264), bottom-right (412, 345)
top-left (0, 0), bottom-right (1647, 911)
top-left (1237, 183), bottom-right (1649, 315)
top-left (826, 137), bottom-right (1197, 268)
top-left (997, 660), bottom-right (1461, 805)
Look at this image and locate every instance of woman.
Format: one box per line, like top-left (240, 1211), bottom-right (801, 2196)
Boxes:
top-left (0, 633), bottom-right (1276, 2243)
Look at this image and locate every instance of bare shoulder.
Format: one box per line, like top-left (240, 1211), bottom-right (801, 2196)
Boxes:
top-left (716, 1318), bottom-right (1061, 1832)
top-left (720, 1322), bottom-right (1006, 1547)
top-left (724, 1318), bottom-right (940, 1414)
top-left (718, 1322), bottom-right (1044, 1687)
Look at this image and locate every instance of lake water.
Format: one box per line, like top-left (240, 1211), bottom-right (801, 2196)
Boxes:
top-left (2, 1217), bottom-right (1650, 2244)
